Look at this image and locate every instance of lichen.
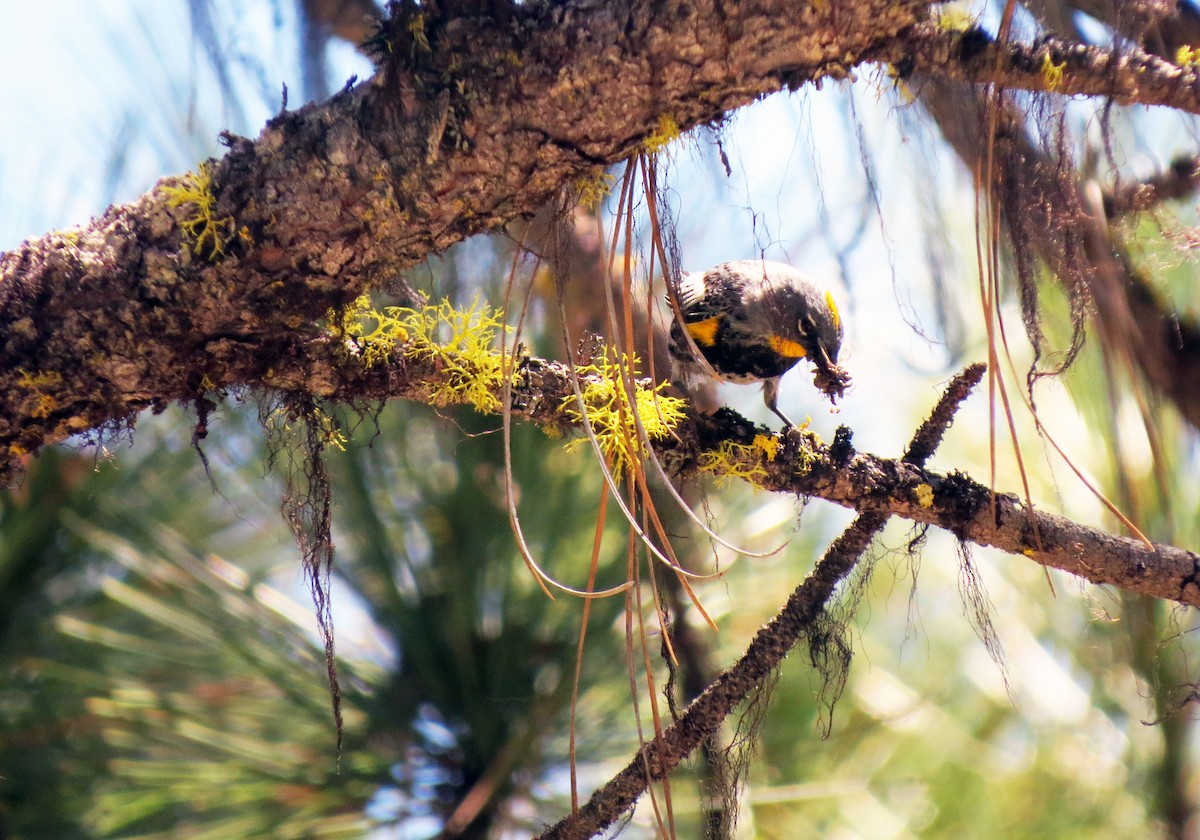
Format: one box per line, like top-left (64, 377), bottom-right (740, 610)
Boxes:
top-left (17, 369), bottom-right (63, 420)
top-left (697, 433), bottom-right (785, 488)
top-left (335, 294), bottom-right (515, 413)
top-left (266, 404), bottom-right (347, 453)
top-left (914, 482), bottom-right (935, 509)
top-left (560, 348), bottom-right (687, 480)
top-left (1040, 52), bottom-right (1065, 92)
top-left (697, 440), bottom-right (769, 488)
top-left (753, 432), bottom-right (780, 461)
top-left (934, 3), bottom-right (976, 33)
top-left (575, 168), bottom-right (616, 210)
top-left (159, 162), bottom-right (235, 260)
top-left (643, 114), bottom-right (681, 155)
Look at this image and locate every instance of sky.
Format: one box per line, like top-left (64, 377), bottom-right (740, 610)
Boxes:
top-left (0, 2), bottom-right (372, 248)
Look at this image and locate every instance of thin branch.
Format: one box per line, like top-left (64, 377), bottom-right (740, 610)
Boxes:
top-left (1103, 154), bottom-right (1200, 216)
top-left (897, 25), bottom-right (1200, 114)
top-left (257, 336), bottom-right (1200, 608)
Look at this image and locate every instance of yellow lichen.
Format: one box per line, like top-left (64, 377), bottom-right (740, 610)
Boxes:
top-left (160, 162), bottom-right (235, 259)
top-left (575, 169), bottom-right (616, 210)
top-left (266, 405), bottom-right (348, 452)
top-left (643, 114), bottom-right (681, 155)
top-left (18, 369), bottom-right (63, 391)
top-left (318, 414), bottom-right (348, 452)
top-left (753, 433), bottom-right (780, 461)
top-left (1040, 52), bottom-right (1065, 92)
top-left (1176, 45), bottom-right (1200, 66)
top-left (698, 440), bottom-right (769, 488)
top-left (333, 293), bottom-right (408, 366)
top-left (934, 3), bottom-right (976, 33)
top-left (914, 482), bottom-right (935, 509)
top-left (335, 294), bottom-right (515, 414)
top-left (561, 348), bottom-right (687, 480)
top-left (18, 369), bottom-right (62, 419)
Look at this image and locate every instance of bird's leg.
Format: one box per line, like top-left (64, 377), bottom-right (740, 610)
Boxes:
top-left (762, 378), bottom-right (794, 428)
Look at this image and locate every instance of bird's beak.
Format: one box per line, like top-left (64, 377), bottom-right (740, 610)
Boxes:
top-left (811, 341), bottom-right (851, 403)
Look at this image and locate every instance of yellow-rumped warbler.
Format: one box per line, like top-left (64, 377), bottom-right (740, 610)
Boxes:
top-left (668, 260), bottom-right (850, 427)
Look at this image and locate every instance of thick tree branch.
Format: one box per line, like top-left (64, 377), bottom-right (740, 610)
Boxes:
top-left (2, 2), bottom-right (1197, 604)
top-left (0, 0), bottom-right (928, 484)
top-left (6, 1), bottom-right (1200, 489)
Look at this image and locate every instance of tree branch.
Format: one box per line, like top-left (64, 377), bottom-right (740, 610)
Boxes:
top-left (0, 0), bottom-right (929, 484)
top-left (254, 333), bottom-right (1200, 608)
top-left (2, 2), bottom-right (1197, 605)
top-left (7, 2), bottom-right (1200, 487)
top-left (1102, 154), bottom-right (1200, 216)
top-left (898, 24), bottom-right (1200, 114)
top-left (917, 72), bottom-right (1200, 430)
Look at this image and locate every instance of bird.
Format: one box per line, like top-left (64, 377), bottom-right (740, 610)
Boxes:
top-left (667, 259), bottom-right (850, 427)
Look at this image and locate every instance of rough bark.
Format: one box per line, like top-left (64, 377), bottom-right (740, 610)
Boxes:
top-left (899, 25), bottom-right (1200, 113)
top-left (7, 4), bottom-right (1200, 834)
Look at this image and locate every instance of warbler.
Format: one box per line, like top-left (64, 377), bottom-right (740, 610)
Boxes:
top-left (667, 259), bottom-right (850, 427)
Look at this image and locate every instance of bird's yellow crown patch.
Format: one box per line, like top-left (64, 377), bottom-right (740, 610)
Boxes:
top-left (825, 290), bottom-right (841, 331)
